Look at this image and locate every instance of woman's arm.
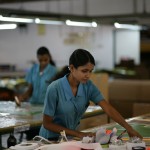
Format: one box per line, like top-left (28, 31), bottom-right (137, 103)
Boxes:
top-left (43, 114), bottom-right (95, 138)
top-left (98, 100), bottom-right (142, 139)
top-left (17, 84), bottom-right (33, 102)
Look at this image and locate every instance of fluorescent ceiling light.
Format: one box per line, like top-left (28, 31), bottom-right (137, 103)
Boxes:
top-left (35, 18), bottom-right (63, 25)
top-left (0, 15), bottom-right (34, 23)
top-left (114, 22), bottom-right (142, 30)
top-left (0, 15), bottom-right (98, 27)
top-left (0, 24), bottom-right (17, 30)
top-left (66, 20), bottom-right (97, 27)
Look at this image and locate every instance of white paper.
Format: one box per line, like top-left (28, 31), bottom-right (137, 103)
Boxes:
top-left (126, 141), bottom-right (146, 150)
top-left (10, 142), bottom-right (39, 150)
top-left (35, 141), bottom-right (103, 150)
top-left (109, 143), bottom-right (126, 150)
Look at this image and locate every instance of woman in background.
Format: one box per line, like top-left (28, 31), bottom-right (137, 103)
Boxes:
top-left (18, 46), bottom-right (57, 104)
top-left (39, 49), bottom-right (142, 140)
top-left (17, 46), bottom-right (57, 140)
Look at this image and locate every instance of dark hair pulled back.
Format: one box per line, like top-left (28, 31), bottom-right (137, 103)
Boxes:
top-left (69, 49), bottom-right (95, 68)
top-left (50, 49), bottom-right (95, 82)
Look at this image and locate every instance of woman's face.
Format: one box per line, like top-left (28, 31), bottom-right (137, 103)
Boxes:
top-left (70, 62), bottom-right (94, 83)
top-left (37, 54), bottom-right (50, 69)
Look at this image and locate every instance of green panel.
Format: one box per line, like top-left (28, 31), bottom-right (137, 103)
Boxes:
top-left (107, 123), bottom-right (150, 137)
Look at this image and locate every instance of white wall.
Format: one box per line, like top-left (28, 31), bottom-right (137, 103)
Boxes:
top-left (0, 24), bottom-right (114, 70)
top-left (0, 0), bottom-right (143, 71)
top-left (115, 30), bottom-right (140, 65)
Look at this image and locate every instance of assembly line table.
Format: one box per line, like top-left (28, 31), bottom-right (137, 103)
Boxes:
top-left (5, 113), bottom-right (150, 150)
top-left (0, 101), bottom-right (104, 148)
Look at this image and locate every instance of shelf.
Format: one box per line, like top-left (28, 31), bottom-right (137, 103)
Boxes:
top-left (0, 71), bottom-right (26, 78)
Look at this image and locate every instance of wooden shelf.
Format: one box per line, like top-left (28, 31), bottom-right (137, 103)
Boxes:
top-left (0, 71), bottom-right (26, 78)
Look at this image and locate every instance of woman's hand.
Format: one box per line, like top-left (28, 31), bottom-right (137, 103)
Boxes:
top-left (126, 127), bottom-right (143, 139)
top-left (98, 101), bottom-right (143, 140)
top-left (17, 95), bottom-right (24, 102)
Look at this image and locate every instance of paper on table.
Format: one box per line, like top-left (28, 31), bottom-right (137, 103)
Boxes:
top-left (126, 141), bottom-right (146, 150)
top-left (109, 143), bottom-right (126, 150)
top-left (122, 137), bottom-right (150, 146)
top-left (35, 141), bottom-right (103, 150)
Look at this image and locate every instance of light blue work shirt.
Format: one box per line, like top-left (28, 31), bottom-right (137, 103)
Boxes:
top-left (39, 75), bottom-right (104, 139)
top-left (25, 63), bottom-right (57, 104)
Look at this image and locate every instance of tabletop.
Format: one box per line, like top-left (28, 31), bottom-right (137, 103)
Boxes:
top-left (5, 113), bottom-right (150, 150)
top-left (0, 101), bottom-right (104, 134)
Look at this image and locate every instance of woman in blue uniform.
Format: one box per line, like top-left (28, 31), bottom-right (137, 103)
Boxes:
top-left (39, 49), bottom-right (142, 140)
top-left (17, 46), bottom-right (57, 140)
top-left (18, 46), bottom-right (57, 104)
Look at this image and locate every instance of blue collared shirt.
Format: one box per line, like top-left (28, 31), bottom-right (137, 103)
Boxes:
top-left (39, 75), bottom-right (104, 139)
top-left (25, 63), bottom-right (57, 104)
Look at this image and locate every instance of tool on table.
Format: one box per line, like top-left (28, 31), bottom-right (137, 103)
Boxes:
top-left (117, 129), bottom-right (127, 140)
top-left (33, 136), bottom-right (52, 144)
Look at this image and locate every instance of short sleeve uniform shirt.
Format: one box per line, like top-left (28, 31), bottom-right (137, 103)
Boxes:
top-left (25, 63), bottom-right (57, 104)
top-left (39, 75), bottom-right (104, 139)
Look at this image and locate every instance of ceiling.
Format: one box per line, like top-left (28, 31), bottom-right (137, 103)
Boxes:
top-left (0, 0), bottom-right (52, 4)
top-left (1, 8), bottom-right (150, 26)
top-left (0, 0), bottom-right (69, 3)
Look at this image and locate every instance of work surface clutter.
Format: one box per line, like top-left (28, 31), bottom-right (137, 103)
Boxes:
top-left (9, 113), bottom-right (150, 150)
top-left (9, 128), bottom-right (148, 150)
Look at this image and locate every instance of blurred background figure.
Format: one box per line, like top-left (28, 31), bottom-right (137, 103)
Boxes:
top-left (16, 46), bottom-right (57, 140)
top-left (17, 46), bottom-right (57, 104)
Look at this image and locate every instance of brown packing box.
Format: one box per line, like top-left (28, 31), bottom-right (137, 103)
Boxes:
top-left (90, 73), bottom-right (109, 101)
top-left (133, 103), bottom-right (150, 117)
top-left (140, 81), bottom-right (150, 102)
top-left (109, 79), bottom-right (140, 101)
top-left (109, 79), bottom-right (150, 118)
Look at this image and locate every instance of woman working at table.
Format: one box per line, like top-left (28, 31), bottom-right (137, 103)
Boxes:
top-left (39, 49), bottom-right (142, 140)
top-left (16, 46), bottom-right (57, 140)
top-left (18, 46), bottom-right (57, 104)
